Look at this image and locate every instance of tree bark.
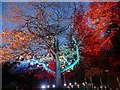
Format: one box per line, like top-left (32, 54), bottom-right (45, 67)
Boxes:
top-left (54, 39), bottom-right (62, 88)
top-left (56, 52), bottom-right (62, 88)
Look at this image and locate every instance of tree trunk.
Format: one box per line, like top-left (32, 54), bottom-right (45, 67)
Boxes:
top-left (56, 52), bottom-right (62, 88)
top-left (54, 39), bottom-right (62, 88)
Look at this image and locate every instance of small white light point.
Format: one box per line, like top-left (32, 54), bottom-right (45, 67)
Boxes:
top-left (69, 83), bottom-right (72, 85)
top-left (64, 83), bottom-right (67, 86)
top-left (47, 85), bottom-right (50, 88)
top-left (68, 70), bottom-right (70, 72)
top-left (47, 64), bottom-right (49, 66)
top-left (41, 85), bottom-right (46, 89)
top-left (30, 62), bottom-right (34, 65)
top-left (52, 85), bottom-right (55, 88)
top-left (74, 82), bottom-right (77, 85)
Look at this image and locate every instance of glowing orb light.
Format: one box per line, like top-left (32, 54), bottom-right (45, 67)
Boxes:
top-left (64, 83), bottom-right (67, 86)
top-left (52, 85), bottom-right (55, 88)
top-left (69, 83), bottom-right (72, 85)
top-left (47, 85), bottom-right (50, 88)
top-left (41, 85), bottom-right (46, 89)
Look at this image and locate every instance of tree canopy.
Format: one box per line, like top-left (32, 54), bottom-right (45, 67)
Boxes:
top-left (1, 2), bottom-right (120, 82)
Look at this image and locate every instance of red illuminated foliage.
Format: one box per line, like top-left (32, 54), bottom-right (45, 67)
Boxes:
top-left (73, 2), bottom-right (120, 78)
top-left (74, 2), bottom-right (120, 55)
top-left (48, 60), bottom-right (56, 71)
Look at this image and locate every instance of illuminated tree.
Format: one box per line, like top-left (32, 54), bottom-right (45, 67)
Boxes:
top-left (73, 2), bottom-right (120, 78)
top-left (2, 2), bottom-right (81, 87)
top-left (74, 2), bottom-right (119, 54)
top-left (2, 2), bottom-right (119, 87)
top-left (0, 30), bottom-right (32, 61)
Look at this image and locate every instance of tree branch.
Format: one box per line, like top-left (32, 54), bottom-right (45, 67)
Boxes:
top-left (26, 23), bottom-right (55, 56)
top-left (61, 38), bottom-right (80, 73)
top-left (30, 58), bottom-right (55, 73)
